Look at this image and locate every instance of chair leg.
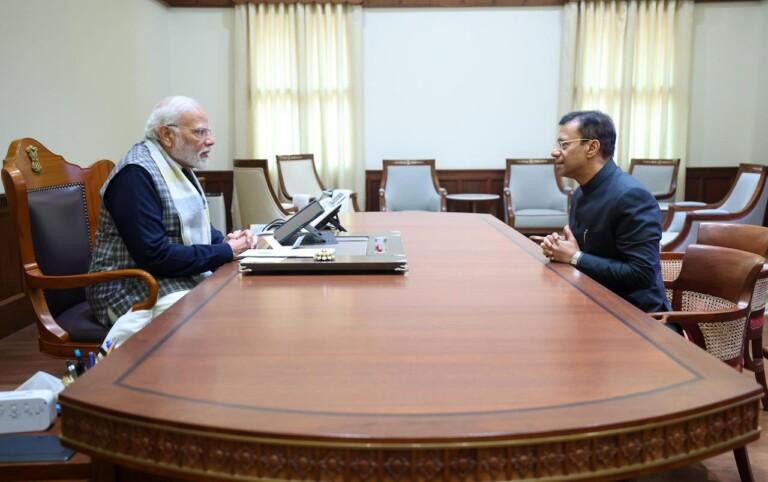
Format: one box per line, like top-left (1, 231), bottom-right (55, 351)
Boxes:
top-left (734, 447), bottom-right (754, 482)
top-left (748, 336), bottom-right (768, 410)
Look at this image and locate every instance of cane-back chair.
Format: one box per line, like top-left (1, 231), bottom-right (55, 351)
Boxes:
top-left (653, 243), bottom-right (764, 481)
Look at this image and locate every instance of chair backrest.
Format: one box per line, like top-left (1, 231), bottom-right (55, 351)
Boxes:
top-left (504, 159), bottom-right (567, 211)
top-left (717, 164), bottom-right (768, 219)
top-left (276, 154), bottom-right (325, 201)
top-left (2, 138), bottom-right (112, 318)
top-left (697, 222), bottom-right (768, 319)
top-left (381, 159), bottom-right (443, 212)
top-left (697, 223), bottom-right (768, 258)
top-left (671, 244), bottom-right (764, 365)
top-left (233, 159), bottom-right (289, 227)
top-left (629, 158), bottom-right (679, 200)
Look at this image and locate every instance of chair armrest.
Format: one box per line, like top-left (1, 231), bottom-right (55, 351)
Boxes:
top-left (650, 307), bottom-right (749, 327)
top-left (438, 188), bottom-right (448, 212)
top-left (349, 192), bottom-right (362, 212)
top-left (26, 269), bottom-right (159, 311)
top-left (502, 187), bottom-right (516, 225)
top-left (660, 252), bottom-right (685, 261)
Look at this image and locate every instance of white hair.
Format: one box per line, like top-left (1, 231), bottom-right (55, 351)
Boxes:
top-left (144, 96), bottom-right (202, 141)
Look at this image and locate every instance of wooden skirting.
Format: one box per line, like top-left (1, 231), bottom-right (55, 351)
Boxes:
top-left (366, 169), bottom-right (506, 218)
top-left (0, 195), bottom-right (36, 338)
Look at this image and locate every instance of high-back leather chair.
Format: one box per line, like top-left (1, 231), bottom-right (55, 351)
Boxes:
top-left (652, 243), bottom-right (764, 481)
top-left (628, 158), bottom-right (680, 210)
top-left (276, 153), bottom-right (359, 212)
top-left (2, 138), bottom-right (158, 356)
top-left (379, 159), bottom-right (447, 212)
top-left (503, 159), bottom-right (570, 235)
top-left (233, 159), bottom-right (290, 227)
top-left (662, 164), bottom-right (768, 252)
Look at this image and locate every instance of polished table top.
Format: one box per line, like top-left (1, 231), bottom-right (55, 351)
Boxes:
top-left (60, 212), bottom-right (761, 481)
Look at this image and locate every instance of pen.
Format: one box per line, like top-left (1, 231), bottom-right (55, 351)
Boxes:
top-left (74, 349), bottom-right (85, 375)
top-left (66, 361), bottom-right (78, 380)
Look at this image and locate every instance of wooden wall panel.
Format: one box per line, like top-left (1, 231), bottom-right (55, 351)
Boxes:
top-left (366, 169), bottom-right (505, 219)
top-left (684, 167), bottom-right (738, 204)
top-left (0, 195), bottom-right (36, 339)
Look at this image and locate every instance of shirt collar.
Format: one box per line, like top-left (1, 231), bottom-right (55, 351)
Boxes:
top-left (581, 159), bottom-right (617, 195)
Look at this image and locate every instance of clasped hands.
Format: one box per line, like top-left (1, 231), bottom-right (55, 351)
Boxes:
top-left (225, 229), bottom-right (255, 257)
top-left (531, 225), bottom-right (579, 263)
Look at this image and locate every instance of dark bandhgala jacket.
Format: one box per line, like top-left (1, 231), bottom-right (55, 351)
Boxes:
top-left (569, 160), bottom-right (670, 313)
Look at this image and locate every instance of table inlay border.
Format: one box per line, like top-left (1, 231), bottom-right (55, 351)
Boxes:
top-left (110, 216), bottom-right (703, 417)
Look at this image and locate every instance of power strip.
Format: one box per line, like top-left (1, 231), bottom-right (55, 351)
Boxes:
top-left (0, 390), bottom-right (56, 434)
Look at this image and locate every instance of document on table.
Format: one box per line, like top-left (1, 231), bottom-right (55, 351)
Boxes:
top-left (239, 257), bottom-right (287, 264)
top-left (238, 248), bottom-right (318, 258)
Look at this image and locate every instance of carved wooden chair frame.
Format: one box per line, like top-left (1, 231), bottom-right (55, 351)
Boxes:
top-left (1, 138), bottom-right (158, 356)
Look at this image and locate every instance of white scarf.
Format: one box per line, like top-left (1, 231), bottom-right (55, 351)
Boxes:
top-left (144, 140), bottom-right (211, 246)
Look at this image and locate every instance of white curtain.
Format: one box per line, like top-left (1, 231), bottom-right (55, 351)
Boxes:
top-left (559, 0), bottom-right (694, 197)
top-left (234, 2), bottom-right (363, 203)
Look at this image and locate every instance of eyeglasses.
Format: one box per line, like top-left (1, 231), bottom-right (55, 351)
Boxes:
top-left (165, 124), bottom-right (213, 139)
top-left (554, 138), bottom-right (593, 150)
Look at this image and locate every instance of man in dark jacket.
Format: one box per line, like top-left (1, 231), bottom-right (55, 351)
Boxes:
top-left (534, 110), bottom-right (670, 314)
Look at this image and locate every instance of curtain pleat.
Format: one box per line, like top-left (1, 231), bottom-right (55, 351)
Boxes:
top-left (233, 2), bottom-right (363, 204)
top-left (559, 0), bottom-right (694, 199)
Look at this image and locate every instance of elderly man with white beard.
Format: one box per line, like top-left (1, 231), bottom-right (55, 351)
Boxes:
top-left (87, 96), bottom-right (252, 349)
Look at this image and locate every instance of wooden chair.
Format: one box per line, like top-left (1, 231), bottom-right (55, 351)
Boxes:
top-left (662, 163), bottom-right (768, 252)
top-left (653, 244), bottom-right (764, 481)
top-left (276, 153), bottom-right (360, 211)
top-left (628, 158), bottom-right (680, 209)
top-left (233, 159), bottom-right (290, 227)
top-left (1, 138), bottom-right (158, 357)
top-left (697, 223), bottom-right (768, 410)
top-left (379, 159), bottom-right (447, 212)
top-left (503, 159), bottom-right (570, 235)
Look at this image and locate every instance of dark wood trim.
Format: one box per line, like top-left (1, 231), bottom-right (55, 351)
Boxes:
top-left (0, 193), bottom-right (36, 339)
top-left (366, 168), bottom-right (504, 218)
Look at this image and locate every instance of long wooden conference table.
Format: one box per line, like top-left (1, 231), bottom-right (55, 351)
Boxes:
top-left (60, 212), bottom-right (761, 481)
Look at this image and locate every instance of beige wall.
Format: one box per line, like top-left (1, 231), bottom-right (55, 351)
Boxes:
top-left (0, 0), bottom-right (169, 187)
top-left (168, 8), bottom-right (235, 169)
top-left (754, 0), bottom-right (768, 166)
top-left (688, 2), bottom-right (764, 167)
top-left (0, 0), bottom-right (235, 194)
